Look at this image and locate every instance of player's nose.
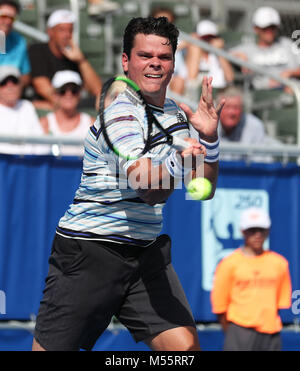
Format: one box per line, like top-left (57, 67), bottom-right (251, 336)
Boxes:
top-left (149, 57), bottom-right (162, 68)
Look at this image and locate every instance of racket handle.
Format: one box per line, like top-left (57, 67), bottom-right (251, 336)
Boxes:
top-left (172, 136), bottom-right (190, 151)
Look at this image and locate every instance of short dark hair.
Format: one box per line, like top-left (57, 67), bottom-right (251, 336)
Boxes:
top-left (123, 16), bottom-right (179, 59)
top-left (0, 0), bottom-right (20, 13)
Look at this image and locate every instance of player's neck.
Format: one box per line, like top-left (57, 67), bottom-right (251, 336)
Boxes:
top-left (143, 92), bottom-right (165, 108)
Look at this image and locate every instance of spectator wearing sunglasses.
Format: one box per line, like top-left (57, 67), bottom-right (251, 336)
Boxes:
top-left (28, 9), bottom-right (102, 111)
top-left (0, 65), bottom-right (46, 154)
top-left (39, 70), bottom-right (95, 156)
top-left (211, 207), bottom-right (292, 351)
top-left (231, 7), bottom-right (300, 90)
top-left (0, 0), bottom-right (31, 88)
top-left (185, 20), bottom-right (234, 95)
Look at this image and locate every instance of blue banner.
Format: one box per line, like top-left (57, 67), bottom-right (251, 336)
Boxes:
top-left (0, 156), bottom-right (299, 325)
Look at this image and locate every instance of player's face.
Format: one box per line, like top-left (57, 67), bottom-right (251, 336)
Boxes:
top-left (122, 33), bottom-right (175, 107)
top-left (0, 5), bottom-right (17, 35)
top-left (243, 228), bottom-right (269, 253)
top-left (49, 23), bottom-right (73, 49)
top-left (219, 96), bottom-right (243, 131)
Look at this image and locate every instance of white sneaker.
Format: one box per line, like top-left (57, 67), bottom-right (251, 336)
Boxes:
top-left (88, 1), bottom-right (120, 15)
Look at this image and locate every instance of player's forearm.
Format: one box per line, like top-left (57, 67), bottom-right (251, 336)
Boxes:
top-left (128, 158), bottom-right (180, 206)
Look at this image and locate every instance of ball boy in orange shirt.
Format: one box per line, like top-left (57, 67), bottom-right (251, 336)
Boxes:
top-left (211, 207), bottom-right (292, 351)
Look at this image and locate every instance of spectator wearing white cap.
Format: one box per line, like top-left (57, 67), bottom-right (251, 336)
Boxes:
top-left (39, 70), bottom-right (95, 157)
top-left (0, 0), bottom-right (31, 88)
top-left (231, 6), bottom-right (300, 90)
top-left (28, 9), bottom-right (102, 110)
top-left (185, 19), bottom-right (234, 95)
top-left (0, 65), bottom-right (46, 155)
top-left (211, 207), bottom-right (292, 351)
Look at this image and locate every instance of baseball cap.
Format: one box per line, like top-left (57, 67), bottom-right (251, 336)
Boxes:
top-left (252, 7), bottom-right (280, 28)
top-left (47, 9), bottom-right (76, 28)
top-left (51, 70), bottom-right (82, 89)
top-left (240, 207), bottom-right (271, 231)
top-left (0, 65), bottom-right (20, 83)
top-left (196, 20), bottom-right (218, 37)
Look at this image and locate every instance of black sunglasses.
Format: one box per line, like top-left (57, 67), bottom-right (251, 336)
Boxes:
top-left (0, 76), bottom-right (20, 87)
top-left (58, 84), bottom-right (81, 96)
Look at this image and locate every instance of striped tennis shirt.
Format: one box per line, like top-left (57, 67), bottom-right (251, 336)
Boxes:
top-left (57, 91), bottom-right (190, 245)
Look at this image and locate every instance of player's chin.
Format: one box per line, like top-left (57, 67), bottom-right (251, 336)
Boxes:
top-left (143, 77), bottom-right (164, 89)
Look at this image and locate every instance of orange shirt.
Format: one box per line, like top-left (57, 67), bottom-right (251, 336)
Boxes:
top-left (211, 248), bottom-right (292, 334)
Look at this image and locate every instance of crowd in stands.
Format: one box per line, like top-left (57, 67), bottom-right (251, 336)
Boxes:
top-left (0, 0), bottom-right (299, 159)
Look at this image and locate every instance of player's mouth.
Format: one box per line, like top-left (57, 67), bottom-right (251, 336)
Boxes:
top-left (145, 74), bottom-right (163, 79)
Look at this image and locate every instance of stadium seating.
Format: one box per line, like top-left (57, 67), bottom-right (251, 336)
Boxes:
top-left (251, 90), bottom-right (297, 143)
top-left (14, 0), bottom-right (300, 144)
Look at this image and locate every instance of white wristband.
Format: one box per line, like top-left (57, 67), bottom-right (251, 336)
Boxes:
top-left (199, 137), bottom-right (220, 163)
top-left (164, 151), bottom-right (191, 178)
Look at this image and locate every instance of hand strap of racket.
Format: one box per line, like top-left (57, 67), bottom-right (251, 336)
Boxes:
top-left (199, 137), bottom-right (220, 163)
top-left (164, 151), bottom-right (192, 179)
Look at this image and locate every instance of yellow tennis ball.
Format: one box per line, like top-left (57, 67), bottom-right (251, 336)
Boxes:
top-left (187, 177), bottom-right (212, 201)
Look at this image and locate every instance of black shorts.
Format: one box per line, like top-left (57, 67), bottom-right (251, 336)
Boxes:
top-left (34, 233), bottom-right (196, 351)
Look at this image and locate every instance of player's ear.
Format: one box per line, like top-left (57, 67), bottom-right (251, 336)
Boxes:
top-left (122, 53), bottom-right (129, 74)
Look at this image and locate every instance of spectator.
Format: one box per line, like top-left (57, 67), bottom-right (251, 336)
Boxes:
top-left (0, 0), bottom-right (31, 87)
top-left (211, 207), bottom-right (292, 351)
top-left (0, 65), bottom-right (46, 154)
top-left (28, 9), bottom-right (102, 110)
top-left (231, 6), bottom-right (300, 90)
top-left (40, 70), bottom-right (95, 157)
top-left (150, 6), bottom-right (188, 95)
top-left (185, 20), bottom-right (234, 92)
top-left (87, 0), bottom-right (120, 16)
top-left (215, 85), bottom-right (280, 162)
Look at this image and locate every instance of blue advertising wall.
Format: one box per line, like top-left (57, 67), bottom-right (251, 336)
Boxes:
top-left (0, 155), bottom-right (299, 326)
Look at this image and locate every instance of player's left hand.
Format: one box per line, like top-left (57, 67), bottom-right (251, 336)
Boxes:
top-left (179, 137), bottom-right (206, 159)
top-left (180, 76), bottom-right (225, 141)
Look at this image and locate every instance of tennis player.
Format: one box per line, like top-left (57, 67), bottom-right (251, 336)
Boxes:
top-left (32, 16), bottom-right (224, 351)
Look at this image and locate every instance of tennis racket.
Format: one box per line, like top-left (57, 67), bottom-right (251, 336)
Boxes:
top-left (98, 75), bottom-right (190, 161)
